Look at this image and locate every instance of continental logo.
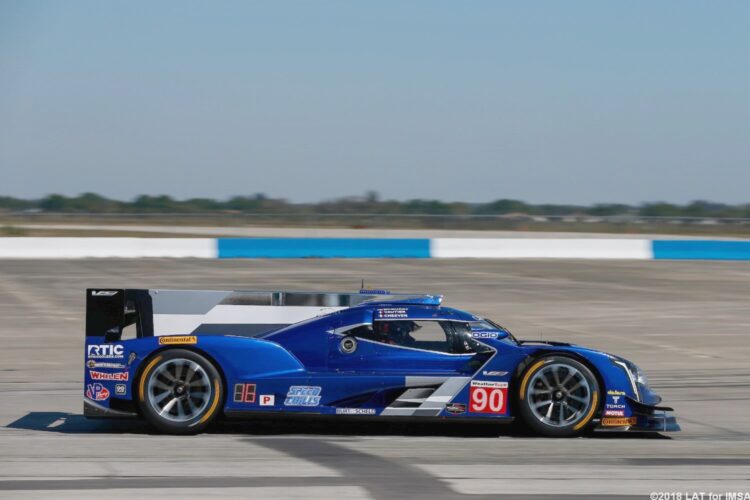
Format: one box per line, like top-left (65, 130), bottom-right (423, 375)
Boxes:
top-left (601, 417), bottom-right (637, 427)
top-left (158, 336), bottom-right (197, 345)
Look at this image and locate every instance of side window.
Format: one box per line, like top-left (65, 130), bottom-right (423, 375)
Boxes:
top-left (346, 324), bottom-right (376, 340)
top-left (371, 320), bottom-right (453, 353)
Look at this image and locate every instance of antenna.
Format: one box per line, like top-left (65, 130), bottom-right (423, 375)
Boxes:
top-left (361, 279), bottom-right (365, 290)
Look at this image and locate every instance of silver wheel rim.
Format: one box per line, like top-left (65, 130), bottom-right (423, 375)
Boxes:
top-left (147, 358), bottom-right (212, 423)
top-left (527, 363), bottom-right (592, 427)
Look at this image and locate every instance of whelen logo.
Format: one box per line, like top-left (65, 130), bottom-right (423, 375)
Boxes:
top-left (90, 370), bottom-right (129, 381)
top-left (158, 336), bottom-right (197, 345)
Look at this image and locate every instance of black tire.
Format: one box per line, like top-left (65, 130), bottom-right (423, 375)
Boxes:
top-left (517, 356), bottom-right (600, 437)
top-left (137, 349), bottom-right (223, 434)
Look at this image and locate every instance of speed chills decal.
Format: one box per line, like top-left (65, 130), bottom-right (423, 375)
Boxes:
top-left (284, 386), bottom-right (322, 406)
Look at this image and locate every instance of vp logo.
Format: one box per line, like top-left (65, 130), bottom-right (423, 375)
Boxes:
top-left (86, 383), bottom-right (110, 401)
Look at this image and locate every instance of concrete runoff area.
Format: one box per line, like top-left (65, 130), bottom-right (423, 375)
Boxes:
top-left (11, 223), bottom-right (750, 239)
top-left (0, 259), bottom-right (749, 499)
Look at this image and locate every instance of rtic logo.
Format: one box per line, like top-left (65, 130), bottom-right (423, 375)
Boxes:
top-left (90, 370), bottom-right (129, 381)
top-left (284, 386), bottom-right (321, 407)
top-left (91, 290), bottom-right (118, 296)
top-left (87, 344), bottom-right (124, 359)
top-left (469, 381), bottom-right (508, 414)
top-left (86, 383), bottom-right (110, 401)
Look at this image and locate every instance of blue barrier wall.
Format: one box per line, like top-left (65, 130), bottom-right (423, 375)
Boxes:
top-left (3, 237), bottom-right (750, 260)
top-left (217, 238), bottom-right (431, 259)
top-left (652, 240), bottom-right (750, 260)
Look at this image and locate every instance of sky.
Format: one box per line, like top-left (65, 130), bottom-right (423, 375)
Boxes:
top-left (0, 1), bottom-right (748, 205)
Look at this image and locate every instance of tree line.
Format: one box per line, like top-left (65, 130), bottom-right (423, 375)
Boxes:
top-left (0, 192), bottom-right (748, 218)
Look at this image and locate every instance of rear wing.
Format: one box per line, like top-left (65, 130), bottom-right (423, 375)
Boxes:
top-left (86, 289), bottom-right (442, 340)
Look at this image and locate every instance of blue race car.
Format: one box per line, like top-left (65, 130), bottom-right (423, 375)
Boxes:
top-left (83, 288), bottom-right (679, 436)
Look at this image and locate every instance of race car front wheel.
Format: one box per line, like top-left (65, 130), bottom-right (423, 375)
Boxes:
top-left (517, 356), bottom-right (599, 437)
top-left (137, 349), bottom-right (223, 434)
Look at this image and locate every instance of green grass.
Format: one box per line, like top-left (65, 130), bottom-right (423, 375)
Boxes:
top-left (0, 226), bottom-right (27, 236)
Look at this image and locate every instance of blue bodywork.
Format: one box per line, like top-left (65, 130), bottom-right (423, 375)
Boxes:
top-left (83, 293), bottom-right (679, 432)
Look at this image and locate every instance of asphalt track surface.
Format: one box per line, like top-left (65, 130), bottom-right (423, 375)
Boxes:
top-left (1, 259), bottom-right (749, 499)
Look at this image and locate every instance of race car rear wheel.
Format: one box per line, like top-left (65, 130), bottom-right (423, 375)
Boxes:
top-left (137, 349), bottom-right (223, 434)
top-left (517, 356), bottom-right (599, 437)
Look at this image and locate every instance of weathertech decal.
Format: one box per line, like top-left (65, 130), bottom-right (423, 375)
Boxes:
top-left (469, 381), bottom-right (508, 414)
top-left (158, 336), bottom-right (197, 345)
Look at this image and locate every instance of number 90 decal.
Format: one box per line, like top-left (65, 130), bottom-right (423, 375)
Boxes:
top-left (469, 381), bottom-right (508, 414)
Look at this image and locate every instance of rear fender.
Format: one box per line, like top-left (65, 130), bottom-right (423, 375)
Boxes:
top-left (84, 335), bottom-right (305, 418)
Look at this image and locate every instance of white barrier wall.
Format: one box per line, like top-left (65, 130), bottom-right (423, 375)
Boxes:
top-left (0, 238), bottom-right (216, 259)
top-left (430, 238), bottom-right (653, 259)
top-left (2, 237), bottom-right (747, 260)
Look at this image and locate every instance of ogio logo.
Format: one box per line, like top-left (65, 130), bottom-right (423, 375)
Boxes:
top-left (158, 336), bottom-right (197, 345)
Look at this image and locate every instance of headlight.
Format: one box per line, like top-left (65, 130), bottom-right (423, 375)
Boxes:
top-left (634, 365), bottom-right (649, 387)
top-left (610, 357), bottom-right (642, 401)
